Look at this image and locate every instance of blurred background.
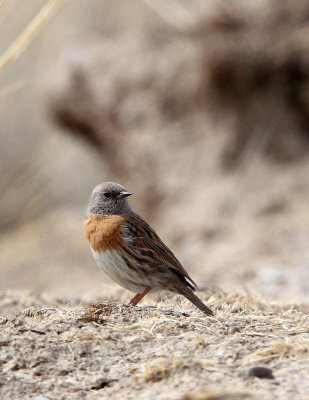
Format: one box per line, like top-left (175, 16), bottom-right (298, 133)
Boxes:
top-left (1, 0), bottom-right (309, 302)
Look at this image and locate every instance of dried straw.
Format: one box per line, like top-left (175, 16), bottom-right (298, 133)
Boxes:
top-left (0, 0), bottom-right (68, 74)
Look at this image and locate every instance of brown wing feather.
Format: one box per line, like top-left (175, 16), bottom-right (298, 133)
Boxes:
top-left (124, 212), bottom-right (197, 289)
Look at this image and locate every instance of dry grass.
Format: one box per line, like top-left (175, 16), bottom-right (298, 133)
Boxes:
top-left (0, 287), bottom-right (308, 399)
top-left (181, 386), bottom-right (255, 400)
top-left (243, 338), bottom-right (309, 366)
top-left (0, 0), bottom-right (68, 74)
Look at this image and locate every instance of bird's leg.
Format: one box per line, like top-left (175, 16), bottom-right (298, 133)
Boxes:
top-left (129, 287), bottom-right (152, 306)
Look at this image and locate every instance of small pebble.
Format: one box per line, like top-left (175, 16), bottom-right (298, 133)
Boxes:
top-left (246, 365), bottom-right (274, 379)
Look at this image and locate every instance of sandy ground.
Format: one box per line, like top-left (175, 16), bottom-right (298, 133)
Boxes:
top-left (0, 288), bottom-right (308, 400)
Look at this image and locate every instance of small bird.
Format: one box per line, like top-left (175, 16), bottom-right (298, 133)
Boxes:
top-left (84, 182), bottom-right (214, 316)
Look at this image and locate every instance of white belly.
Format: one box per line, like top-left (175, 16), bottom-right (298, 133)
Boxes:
top-left (91, 248), bottom-right (146, 294)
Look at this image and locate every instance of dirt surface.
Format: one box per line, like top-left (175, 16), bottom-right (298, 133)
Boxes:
top-left (1, 289), bottom-right (308, 400)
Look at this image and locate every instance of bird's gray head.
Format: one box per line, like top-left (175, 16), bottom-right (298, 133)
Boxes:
top-left (87, 182), bottom-right (132, 216)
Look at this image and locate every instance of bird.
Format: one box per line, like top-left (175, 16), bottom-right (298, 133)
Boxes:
top-left (84, 182), bottom-right (214, 316)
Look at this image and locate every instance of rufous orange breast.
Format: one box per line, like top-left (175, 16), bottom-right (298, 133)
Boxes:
top-left (84, 214), bottom-right (128, 252)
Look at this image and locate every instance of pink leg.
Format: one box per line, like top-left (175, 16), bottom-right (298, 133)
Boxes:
top-left (129, 287), bottom-right (152, 306)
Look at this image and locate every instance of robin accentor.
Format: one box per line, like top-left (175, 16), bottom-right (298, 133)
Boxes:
top-left (84, 182), bottom-right (214, 316)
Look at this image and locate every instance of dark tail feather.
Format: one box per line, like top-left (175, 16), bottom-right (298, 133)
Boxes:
top-left (182, 289), bottom-right (215, 316)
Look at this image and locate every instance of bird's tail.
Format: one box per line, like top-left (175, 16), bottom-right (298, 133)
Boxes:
top-left (181, 288), bottom-right (215, 316)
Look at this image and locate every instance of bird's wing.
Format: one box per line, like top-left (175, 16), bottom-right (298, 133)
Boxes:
top-left (123, 212), bottom-right (197, 290)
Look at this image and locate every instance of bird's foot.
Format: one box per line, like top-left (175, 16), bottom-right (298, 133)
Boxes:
top-left (128, 287), bottom-right (152, 306)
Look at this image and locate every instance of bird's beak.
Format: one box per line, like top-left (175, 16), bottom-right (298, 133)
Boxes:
top-left (118, 191), bottom-right (132, 199)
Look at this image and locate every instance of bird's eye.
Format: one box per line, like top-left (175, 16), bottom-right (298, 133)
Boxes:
top-left (104, 192), bottom-right (111, 198)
